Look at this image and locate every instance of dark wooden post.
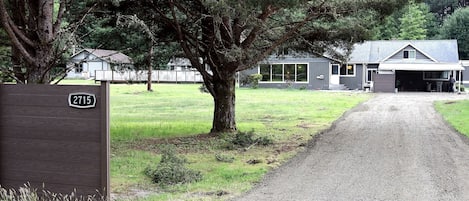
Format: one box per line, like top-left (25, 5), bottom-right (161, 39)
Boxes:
top-left (100, 81), bottom-right (110, 199)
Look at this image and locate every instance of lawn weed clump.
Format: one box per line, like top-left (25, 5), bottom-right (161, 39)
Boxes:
top-left (222, 130), bottom-right (273, 150)
top-left (0, 183), bottom-right (105, 201)
top-left (215, 153), bottom-right (235, 163)
top-left (145, 145), bottom-right (202, 186)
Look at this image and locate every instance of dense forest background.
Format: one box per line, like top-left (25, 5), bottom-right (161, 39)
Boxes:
top-left (0, 0), bottom-right (468, 80)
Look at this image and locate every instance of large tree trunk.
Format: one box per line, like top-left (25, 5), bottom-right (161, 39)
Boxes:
top-left (12, 47), bottom-right (25, 83)
top-left (147, 45), bottom-right (153, 91)
top-left (27, 47), bottom-right (51, 84)
top-left (210, 73), bottom-right (237, 133)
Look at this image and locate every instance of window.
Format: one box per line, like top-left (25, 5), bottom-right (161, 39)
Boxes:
top-left (75, 63), bottom-right (83, 73)
top-left (258, 63), bottom-right (308, 83)
top-left (332, 64), bottom-right (339, 75)
top-left (284, 64), bottom-right (295, 82)
top-left (339, 64), bottom-right (355, 76)
top-left (296, 64), bottom-right (307, 82)
top-left (260, 64), bottom-right (271, 81)
top-left (272, 64), bottom-right (283, 81)
top-left (423, 71), bottom-right (449, 80)
top-left (403, 50), bottom-right (416, 59)
top-left (367, 69), bottom-right (377, 82)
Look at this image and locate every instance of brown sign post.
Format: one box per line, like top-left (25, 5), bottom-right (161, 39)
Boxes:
top-left (0, 81), bottom-right (110, 199)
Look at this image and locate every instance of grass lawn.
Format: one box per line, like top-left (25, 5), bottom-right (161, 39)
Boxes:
top-left (62, 81), bottom-right (371, 200)
top-left (435, 100), bottom-right (469, 138)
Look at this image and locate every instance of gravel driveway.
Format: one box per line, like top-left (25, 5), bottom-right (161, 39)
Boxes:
top-left (234, 93), bottom-right (469, 201)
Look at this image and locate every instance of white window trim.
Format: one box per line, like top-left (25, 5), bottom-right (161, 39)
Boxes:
top-left (258, 63), bottom-right (309, 83)
top-left (366, 69), bottom-right (377, 83)
top-left (423, 71), bottom-right (450, 81)
top-left (403, 50), bottom-right (416, 60)
top-left (340, 64), bottom-right (356, 77)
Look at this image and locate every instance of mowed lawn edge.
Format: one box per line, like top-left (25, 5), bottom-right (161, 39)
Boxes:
top-left (105, 83), bottom-right (372, 200)
top-left (435, 100), bottom-right (469, 138)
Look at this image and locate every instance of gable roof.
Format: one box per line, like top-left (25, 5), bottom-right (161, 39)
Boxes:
top-left (72, 49), bottom-right (133, 64)
top-left (381, 43), bottom-right (438, 62)
top-left (348, 40), bottom-right (459, 63)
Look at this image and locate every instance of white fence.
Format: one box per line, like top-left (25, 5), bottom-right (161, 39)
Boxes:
top-left (95, 70), bottom-right (204, 83)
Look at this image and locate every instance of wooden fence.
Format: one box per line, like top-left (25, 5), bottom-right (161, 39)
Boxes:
top-left (0, 82), bottom-right (110, 199)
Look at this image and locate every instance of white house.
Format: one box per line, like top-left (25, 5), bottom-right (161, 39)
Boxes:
top-left (67, 49), bottom-right (133, 79)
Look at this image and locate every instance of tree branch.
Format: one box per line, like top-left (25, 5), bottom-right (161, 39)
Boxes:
top-left (53, 0), bottom-right (67, 35)
top-left (0, 0), bottom-right (35, 65)
top-left (241, 4), bottom-right (279, 49)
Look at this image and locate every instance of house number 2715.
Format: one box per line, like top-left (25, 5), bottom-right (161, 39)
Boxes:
top-left (68, 93), bottom-right (97, 109)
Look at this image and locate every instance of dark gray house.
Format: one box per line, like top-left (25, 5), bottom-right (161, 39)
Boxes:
top-left (243, 40), bottom-right (465, 92)
top-left (241, 52), bottom-right (340, 90)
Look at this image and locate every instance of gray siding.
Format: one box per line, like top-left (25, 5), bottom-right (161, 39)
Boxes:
top-left (387, 46), bottom-right (433, 62)
top-left (463, 67), bottom-right (469, 87)
top-left (341, 64), bottom-right (364, 90)
top-left (373, 73), bottom-right (396, 93)
top-left (242, 56), bottom-right (332, 90)
top-left (309, 61), bottom-right (330, 90)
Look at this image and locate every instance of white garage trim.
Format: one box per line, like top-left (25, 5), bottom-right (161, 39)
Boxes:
top-left (379, 63), bottom-right (465, 71)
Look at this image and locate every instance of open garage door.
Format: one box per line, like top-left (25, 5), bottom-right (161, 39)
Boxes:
top-left (378, 63), bottom-right (465, 92)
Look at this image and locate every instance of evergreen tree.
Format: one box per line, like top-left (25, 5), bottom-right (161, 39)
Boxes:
top-left (399, 1), bottom-right (428, 40)
top-left (439, 7), bottom-right (469, 59)
top-left (374, 15), bottom-right (400, 40)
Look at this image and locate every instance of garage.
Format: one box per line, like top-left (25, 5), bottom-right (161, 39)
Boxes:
top-left (379, 63), bottom-right (465, 92)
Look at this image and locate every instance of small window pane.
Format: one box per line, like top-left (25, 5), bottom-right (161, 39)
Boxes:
top-left (403, 51), bottom-right (409, 58)
top-left (332, 64), bottom-right (339, 75)
top-left (260, 64), bottom-right (271, 81)
top-left (424, 71), bottom-right (449, 80)
top-left (272, 64), bottom-right (283, 81)
top-left (284, 64), bottom-right (295, 81)
top-left (404, 50), bottom-right (416, 59)
top-left (296, 64), bottom-right (308, 82)
top-left (367, 70), bottom-right (372, 82)
top-left (347, 64), bottom-right (354, 75)
top-left (340, 64), bottom-right (346, 75)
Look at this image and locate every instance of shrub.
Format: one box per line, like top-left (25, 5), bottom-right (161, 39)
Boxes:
top-left (223, 130), bottom-right (273, 150)
top-left (456, 85), bottom-right (465, 92)
top-left (145, 145), bottom-right (202, 185)
top-left (247, 74), bottom-right (263, 89)
top-left (199, 84), bottom-right (209, 93)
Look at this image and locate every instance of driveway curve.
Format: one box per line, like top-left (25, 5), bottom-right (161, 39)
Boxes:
top-left (234, 93), bottom-right (469, 201)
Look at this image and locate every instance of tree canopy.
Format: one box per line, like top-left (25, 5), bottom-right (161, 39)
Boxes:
top-left (118, 0), bottom-right (409, 133)
top-left (439, 7), bottom-right (469, 59)
top-left (399, 1), bottom-right (428, 39)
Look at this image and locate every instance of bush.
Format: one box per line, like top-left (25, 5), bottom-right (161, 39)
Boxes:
top-left (223, 130), bottom-right (273, 150)
top-left (247, 74), bottom-right (263, 89)
top-left (145, 145), bottom-right (202, 185)
top-left (199, 84), bottom-right (209, 93)
top-left (456, 85), bottom-right (465, 92)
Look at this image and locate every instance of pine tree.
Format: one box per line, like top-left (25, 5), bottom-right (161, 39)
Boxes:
top-left (399, 1), bottom-right (428, 40)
